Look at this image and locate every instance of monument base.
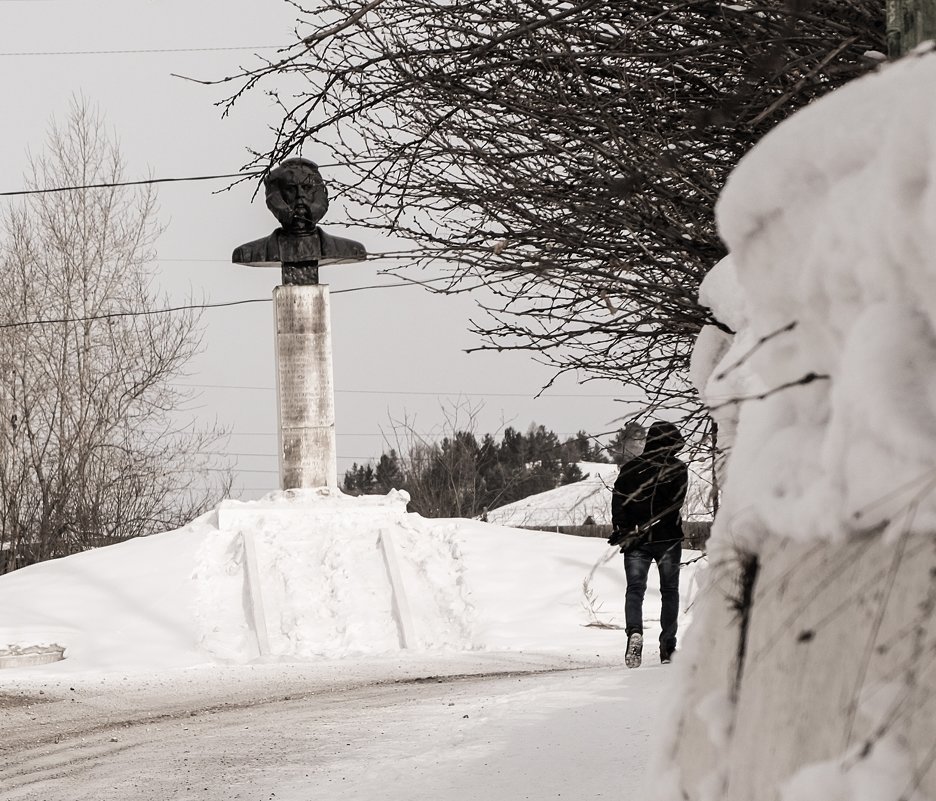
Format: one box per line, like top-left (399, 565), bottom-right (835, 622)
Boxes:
top-left (273, 284), bottom-right (337, 489)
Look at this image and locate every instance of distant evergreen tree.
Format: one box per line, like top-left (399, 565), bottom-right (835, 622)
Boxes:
top-left (374, 450), bottom-right (403, 493)
top-left (608, 422), bottom-right (647, 465)
top-left (343, 422), bottom-right (597, 517)
top-left (342, 462), bottom-right (376, 495)
top-left (492, 424), bottom-right (562, 506)
top-left (561, 462), bottom-right (586, 485)
top-left (565, 430), bottom-right (610, 463)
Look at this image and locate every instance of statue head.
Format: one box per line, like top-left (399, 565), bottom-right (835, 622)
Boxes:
top-left (264, 158), bottom-right (329, 234)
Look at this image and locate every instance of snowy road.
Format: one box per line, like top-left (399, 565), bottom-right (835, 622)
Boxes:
top-left (1, 658), bottom-right (669, 801)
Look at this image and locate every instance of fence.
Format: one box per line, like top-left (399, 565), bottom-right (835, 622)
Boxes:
top-left (518, 520), bottom-right (712, 550)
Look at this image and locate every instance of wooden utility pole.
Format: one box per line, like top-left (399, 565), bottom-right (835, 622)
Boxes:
top-left (888, 0), bottom-right (936, 57)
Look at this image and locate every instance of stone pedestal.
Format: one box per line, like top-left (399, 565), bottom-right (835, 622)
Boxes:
top-left (273, 284), bottom-right (337, 489)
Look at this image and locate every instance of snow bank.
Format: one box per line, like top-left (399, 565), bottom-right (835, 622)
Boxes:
top-left (200, 488), bottom-right (473, 660)
top-left (0, 514), bottom-right (217, 673)
top-left (0, 487), bottom-right (703, 677)
top-left (666, 52), bottom-right (936, 801)
top-left (703, 51), bottom-right (936, 548)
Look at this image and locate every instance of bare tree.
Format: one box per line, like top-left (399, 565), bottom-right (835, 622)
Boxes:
top-left (378, 401), bottom-right (497, 518)
top-left (202, 0), bottom-right (882, 436)
top-left (0, 99), bottom-right (230, 571)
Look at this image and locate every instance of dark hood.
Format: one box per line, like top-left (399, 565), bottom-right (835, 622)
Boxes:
top-left (643, 421), bottom-right (684, 457)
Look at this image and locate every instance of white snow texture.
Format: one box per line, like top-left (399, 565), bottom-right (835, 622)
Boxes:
top-left (704, 52), bottom-right (936, 549)
top-left (668, 52), bottom-right (936, 801)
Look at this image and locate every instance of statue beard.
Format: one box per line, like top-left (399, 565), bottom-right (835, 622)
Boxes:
top-left (283, 204), bottom-right (310, 233)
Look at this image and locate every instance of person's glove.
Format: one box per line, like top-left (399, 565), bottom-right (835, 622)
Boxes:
top-left (608, 526), bottom-right (641, 551)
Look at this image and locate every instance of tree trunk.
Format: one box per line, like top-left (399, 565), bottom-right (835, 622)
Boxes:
top-left (888, 0), bottom-right (936, 57)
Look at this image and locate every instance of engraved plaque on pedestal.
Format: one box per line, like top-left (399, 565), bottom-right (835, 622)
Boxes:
top-left (273, 284), bottom-right (337, 489)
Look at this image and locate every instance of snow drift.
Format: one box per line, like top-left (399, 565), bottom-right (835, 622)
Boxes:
top-left (0, 487), bottom-right (702, 678)
top-left (667, 51), bottom-right (936, 801)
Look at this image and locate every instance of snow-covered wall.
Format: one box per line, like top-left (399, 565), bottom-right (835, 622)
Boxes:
top-left (664, 52), bottom-right (936, 801)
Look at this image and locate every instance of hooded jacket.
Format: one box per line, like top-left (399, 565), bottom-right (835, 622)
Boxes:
top-left (611, 421), bottom-right (688, 548)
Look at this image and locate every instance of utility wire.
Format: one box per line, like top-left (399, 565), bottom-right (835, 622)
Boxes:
top-left (0, 171), bottom-right (261, 197)
top-left (0, 275), bottom-right (456, 331)
top-left (179, 382), bottom-right (635, 399)
top-left (0, 298), bottom-right (269, 331)
top-left (161, 249), bottom-right (453, 262)
top-left (196, 434), bottom-right (611, 453)
top-left (0, 45), bottom-right (284, 57)
top-left (0, 159), bottom-right (384, 197)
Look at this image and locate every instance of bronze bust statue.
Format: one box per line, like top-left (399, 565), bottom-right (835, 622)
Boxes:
top-left (232, 158), bottom-right (366, 284)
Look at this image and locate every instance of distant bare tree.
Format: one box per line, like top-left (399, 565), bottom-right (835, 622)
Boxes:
top-left (379, 402), bottom-right (496, 518)
top-left (0, 99), bottom-right (230, 571)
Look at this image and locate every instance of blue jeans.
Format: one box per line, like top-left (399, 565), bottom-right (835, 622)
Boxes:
top-left (624, 537), bottom-right (682, 651)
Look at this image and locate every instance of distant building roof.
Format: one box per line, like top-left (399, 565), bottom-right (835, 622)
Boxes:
top-left (486, 461), bottom-right (714, 530)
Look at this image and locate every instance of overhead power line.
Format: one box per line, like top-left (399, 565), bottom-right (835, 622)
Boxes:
top-left (0, 159), bottom-right (384, 197)
top-left (0, 171), bottom-right (262, 197)
top-left (178, 382), bottom-right (633, 399)
top-left (0, 44), bottom-right (284, 57)
top-left (0, 275), bottom-right (456, 331)
top-left (159, 249), bottom-right (444, 263)
top-left (0, 298), bottom-right (269, 331)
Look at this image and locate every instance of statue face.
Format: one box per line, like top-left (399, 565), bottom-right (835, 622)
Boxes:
top-left (265, 161), bottom-right (329, 234)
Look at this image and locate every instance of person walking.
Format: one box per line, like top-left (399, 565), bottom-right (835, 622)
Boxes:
top-left (609, 421), bottom-right (688, 668)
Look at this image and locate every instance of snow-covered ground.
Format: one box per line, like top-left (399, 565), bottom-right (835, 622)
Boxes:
top-left (0, 488), bottom-right (703, 800)
top-left (486, 462), bottom-right (620, 528)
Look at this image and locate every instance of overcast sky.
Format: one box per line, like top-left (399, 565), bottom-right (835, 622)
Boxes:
top-left (0, 0), bottom-right (636, 498)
